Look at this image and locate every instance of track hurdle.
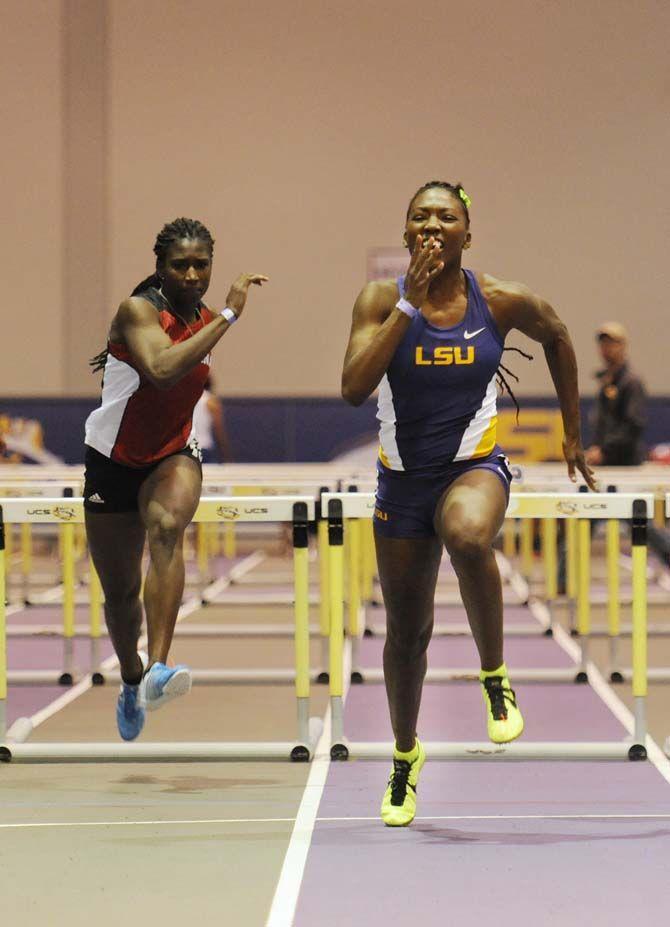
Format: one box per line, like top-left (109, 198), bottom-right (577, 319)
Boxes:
top-left (0, 480), bottom-right (82, 602)
top-left (0, 494), bottom-right (323, 762)
top-left (603, 493), bottom-right (670, 685)
top-left (323, 491), bottom-right (652, 762)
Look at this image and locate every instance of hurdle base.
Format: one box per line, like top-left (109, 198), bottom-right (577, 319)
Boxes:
top-left (0, 741), bottom-right (321, 764)
top-left (613, 668), bottom-right (670, 683)
top-left (627, 743), bottom-right (647, 761)
top-left (339, 741), bottom-right (645, 761)
top-left (291, 716), bottom-right (324, 762)
top-left (96, 668), bottom-right (326, 686)
top-left (358, 667), bottom-right (581, 684)
top-left (330, 742), bottom-right (350, 761)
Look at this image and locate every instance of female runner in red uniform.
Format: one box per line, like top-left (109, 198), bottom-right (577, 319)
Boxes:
top-left (85, 217), bottom-right (267, 740)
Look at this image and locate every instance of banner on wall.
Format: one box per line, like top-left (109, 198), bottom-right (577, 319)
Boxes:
top-left (366, 247), bottom-right (408, 282)
top-left (0, 414), bottom-right (62, 464)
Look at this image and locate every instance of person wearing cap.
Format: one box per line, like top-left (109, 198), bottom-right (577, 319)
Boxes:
top-left (585, 322), bottom-right (647, 466)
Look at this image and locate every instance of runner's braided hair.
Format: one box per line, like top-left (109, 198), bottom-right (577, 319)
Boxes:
top-left (407, 181), bottom-right (532, 419)
top-left (90, 218), bottom-right (215, 373)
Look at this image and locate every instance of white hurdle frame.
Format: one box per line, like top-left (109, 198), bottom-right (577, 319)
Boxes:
top-left (323, 491), bottom-right (652, 762)
top-left (0, 494), bottom-right (324, 763)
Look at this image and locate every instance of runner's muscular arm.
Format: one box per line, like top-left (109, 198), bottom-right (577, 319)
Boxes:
top-left (341, 281), bottom-right (412, 406)
top-left (116, 299), bottom-right (231, 390)
top-left (487, 278), bottom-right (596, 490)
top-left (116, 273), bottom-right (268, 390)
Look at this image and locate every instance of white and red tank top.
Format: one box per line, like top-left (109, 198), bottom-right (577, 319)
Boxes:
top-left (85, 288), bottom-right (215, 468)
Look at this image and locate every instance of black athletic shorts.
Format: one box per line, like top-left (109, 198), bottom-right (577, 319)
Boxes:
top-left (83, 441), bottom-right (202, 514)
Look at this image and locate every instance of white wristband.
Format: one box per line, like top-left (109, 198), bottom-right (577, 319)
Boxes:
top-left (395, 297), bottom-right (419, 319)
top-left (219, 307), bottom-right (238, 325)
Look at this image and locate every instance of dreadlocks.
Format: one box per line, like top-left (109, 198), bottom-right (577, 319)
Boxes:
top-left (90, 218), bottom-right (215, 374)
top-left (406, 180), bottom-right (531, 417)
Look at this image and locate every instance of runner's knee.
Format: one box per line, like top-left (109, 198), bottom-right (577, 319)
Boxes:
top-left (442, 517), bottom-right (492, 561)
top-left (386, 617), bottom-right (433, 660)
top-left (149, 511), bottom-right (183, 550)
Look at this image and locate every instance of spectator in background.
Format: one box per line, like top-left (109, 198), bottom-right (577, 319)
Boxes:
top-left (192, 374), bottom-right (232, 463)
top-left (585, 322), bottom-right (646, 466)
top-left (581, 322), bottom-right (670, 565)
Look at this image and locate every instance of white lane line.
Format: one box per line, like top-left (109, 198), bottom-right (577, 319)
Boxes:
top-left (320, 813), bottom-right (670, 822)
top-left (530, 599), bottom-right (670, 787)
top-left (4, 811), bottom-right (670, 831)
top-left (265, 642), bottom-right (352, 927)
top-left (0, 817), bottom-right (296, 830)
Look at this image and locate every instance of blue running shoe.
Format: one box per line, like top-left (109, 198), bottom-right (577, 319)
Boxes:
top-left (116, 651), bottom-right (147, 742)
top-left (140, 662), bottom-right (192, 712)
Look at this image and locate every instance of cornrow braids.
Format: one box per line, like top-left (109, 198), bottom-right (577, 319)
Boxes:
top-left (131, 217), bottom-right (215, 297)
top-left (92, 218), bottom-right (215, 375)
top-left (153, 217), bottom-right (214, 263)
top-left (406, 180), bottom-right (471, 225)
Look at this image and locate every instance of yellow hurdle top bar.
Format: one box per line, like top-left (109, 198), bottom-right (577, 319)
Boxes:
top-left (322, 492), bottom-right (654, 520)
top-left (0, 495), bottom-right (315, 524)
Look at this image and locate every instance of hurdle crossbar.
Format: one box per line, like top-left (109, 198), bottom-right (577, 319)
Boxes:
top-left (329, 741), bottom-right (639, 761)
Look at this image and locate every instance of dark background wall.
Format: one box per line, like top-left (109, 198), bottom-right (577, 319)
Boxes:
top-left (3, 396), bottom-right (670, 466)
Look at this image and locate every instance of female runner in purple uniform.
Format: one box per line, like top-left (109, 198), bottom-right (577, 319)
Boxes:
top-left (342, 181), bottom-right (596, 826)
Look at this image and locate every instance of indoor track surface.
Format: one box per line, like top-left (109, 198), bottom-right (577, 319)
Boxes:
top-left (2, 543), bottom-right (670, 926)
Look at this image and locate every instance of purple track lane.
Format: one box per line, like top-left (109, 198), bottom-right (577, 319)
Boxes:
top-left (293, 605), bottom-right (670, 925)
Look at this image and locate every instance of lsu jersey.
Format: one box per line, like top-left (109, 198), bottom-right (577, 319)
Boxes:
top-left (377, 269), bottom-right (504, 474)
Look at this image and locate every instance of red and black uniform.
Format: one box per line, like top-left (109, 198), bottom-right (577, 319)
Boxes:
top-left (84, 288), bottom-right (214, 512)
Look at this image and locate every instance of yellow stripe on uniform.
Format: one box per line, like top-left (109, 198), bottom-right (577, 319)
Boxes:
top-left (378, 445), bottom-right (391, 468)
top-left (472, 414), bottom-right (497, 458)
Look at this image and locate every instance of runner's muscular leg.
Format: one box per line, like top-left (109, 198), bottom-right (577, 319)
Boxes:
top-left (138, 454), bottom-right (202, 665)
top-left (375, 532), bottom-right (442, 752)
top-left (85, 511), bottom-right (146, 683)
top-left (434, 469), bottom-right (507, 671)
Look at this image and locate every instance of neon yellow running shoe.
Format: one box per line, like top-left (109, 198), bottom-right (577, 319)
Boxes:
top-left (380, 739), bottom-right (426, 827)
top-left (481, 674), bottom-right (524, 744)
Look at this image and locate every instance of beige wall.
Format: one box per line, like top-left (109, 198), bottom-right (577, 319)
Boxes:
top-left (1, 0), bottom-right (63, 394)
top-left (3, 0), bottom-right (669, 397)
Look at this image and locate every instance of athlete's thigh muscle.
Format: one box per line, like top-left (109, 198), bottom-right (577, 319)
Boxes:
top-left (434, 468), bottom-right (507, 549)
top-left (138, 453), bottom-right (202, 531)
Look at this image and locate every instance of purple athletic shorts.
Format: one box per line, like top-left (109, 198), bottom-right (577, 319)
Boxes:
top-left (373, 452), bottom-right (513, 539)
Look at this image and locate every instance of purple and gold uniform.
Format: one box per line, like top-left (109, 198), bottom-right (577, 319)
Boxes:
top-left (374, 270), bottom-right (513, 538)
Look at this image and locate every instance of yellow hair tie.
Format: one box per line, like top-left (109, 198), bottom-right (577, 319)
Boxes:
top-left (458, 188), bottom-right (472, 210)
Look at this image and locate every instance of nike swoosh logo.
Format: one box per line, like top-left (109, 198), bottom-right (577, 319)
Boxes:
top-left (464, 327), bottom-right (485, 340)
